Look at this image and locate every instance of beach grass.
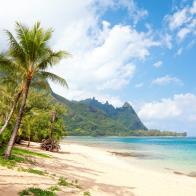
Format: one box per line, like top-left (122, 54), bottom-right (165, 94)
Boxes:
top-left (83, 191), bottom-right (91, 196)
top-left (18, 167), bottom-right (47, 176)
top-left (58, 176), bottom-right (70, 186)
top-left (48, 185), bottom-right (61, 192)
top-left (57, 176), bottom-right (82, 189)
top-left (0, 146), bottom-right (49, 169)
top-left (19, 187), bottom-right (56, 196)
top-left (0, 147), bottom-right (32, 168)
top-left (13, 147), bottom-right (51, 158)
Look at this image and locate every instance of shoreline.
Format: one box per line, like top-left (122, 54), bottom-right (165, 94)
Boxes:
top-left (0, 142), bottom-right (196, 196)
top-left (62, 136), bottom-right (196, 174)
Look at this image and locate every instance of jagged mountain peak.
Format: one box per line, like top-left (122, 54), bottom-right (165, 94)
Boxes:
top-left (122, 102), bottom-right (132, 108)
top-left (52, 92), bottom-right (147, 135)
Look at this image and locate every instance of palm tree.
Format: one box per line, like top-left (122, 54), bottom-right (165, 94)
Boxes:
top-left (0, 54), bottom-right (24, 134)
top-left (0, 53), bottom-right (52, 135)
top-left (3, 22), bottom-right (69, 159)
top-left (0, 86), bottom-right (14, 127)
top-left (0, 91), bottom-right (22, 135)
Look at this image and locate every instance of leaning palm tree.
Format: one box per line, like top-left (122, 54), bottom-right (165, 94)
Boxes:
top-left (0, 67), bottom-right (52, 136)
top-left (0, 60), bottom-right (23, 135)
top-left (0, 86), bottom-right (14, 127)
top-left (3, 22), bottom-right (69, 159)
top-left (0, 89), bottom-right (22, 135)
top-left (0, 52), bottom-right (52, 135)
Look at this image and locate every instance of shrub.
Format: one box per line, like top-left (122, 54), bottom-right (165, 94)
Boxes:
top-left (19, 187), bottom-right (56, 196)
top-left (58, 176), bottom-right (69, 186)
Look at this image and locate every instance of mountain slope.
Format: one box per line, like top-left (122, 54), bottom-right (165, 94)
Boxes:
top-left (52, 92), bottom-right (147, 136)
top-left (81, 98), bottom-right (147, 130)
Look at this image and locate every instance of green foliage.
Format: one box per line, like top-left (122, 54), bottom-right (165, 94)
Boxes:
top-left (0, 146), bottom-right (50, 169)
top-left (18, 167), bottom-right (47, 176)
top-left (19, 187), bottom-right (56, 196)
top-left (0, 147), bottom-right (30, 168)
top-left (57, 176), bottom-right (81, 189)
top-left (48, 185), bottom-right (60, 192)
top-left (127, 129), bottom-right (187, 136)
top-left (58, 176), bottom-right (69, 187)
top-left (83, 191), bottom-right (91, 196)
top-left (0, 22), bottom-right (69, 158)
top-left (53, 94), bottom-right (146, 136)
top-left (13, 147), bottom-right (51, 158)
top-left (0, 86), bottom-right (67, 148)
top-left (0, 129), bottom-right (12, 144)
top-left (17, 90), bottom-right (67, 143)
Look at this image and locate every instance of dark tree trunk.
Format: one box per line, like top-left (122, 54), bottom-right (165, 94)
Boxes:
top-left (0, 90), bottom-right (22, 135)
top-left (4, 79), bottom-right (31, 159)
top-left (27, 137), bottom-right (31, 147)
top-left (49, 111), bottom-right (57, 139)
top-left (27, 131), bottom-right (31, 147)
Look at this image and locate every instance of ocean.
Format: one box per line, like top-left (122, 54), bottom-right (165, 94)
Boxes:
top-left (62, 136), bottom-right (196, 173)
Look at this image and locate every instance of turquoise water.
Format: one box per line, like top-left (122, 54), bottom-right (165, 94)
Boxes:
top-left (62, 136), bottom-right (196, 173)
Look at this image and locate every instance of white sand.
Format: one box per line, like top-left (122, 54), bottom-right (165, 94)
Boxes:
top-left (59, 143), bottom-right (196, 196)
top-left (0, 142), bottom-right (196, 196)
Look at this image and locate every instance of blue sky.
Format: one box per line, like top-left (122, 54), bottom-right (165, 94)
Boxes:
top-left (101, 0), bottom-right (196, 101)
top-left (0, 0), bottom-right (195, 135)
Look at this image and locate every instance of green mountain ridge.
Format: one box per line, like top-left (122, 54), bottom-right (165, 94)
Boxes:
top-left (51, 92), bottom-right (147, 136)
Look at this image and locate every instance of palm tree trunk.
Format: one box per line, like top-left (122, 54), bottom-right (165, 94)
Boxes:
top-left (49, 111), bottom-right (56, 139)
top-left (4, 79), bottom-right (31, 159)
top-left (27, 136), bottom-right (31, 147)
top-left (0, 90), bottom-right (22, 135)
top-left (27, 128), bottom-right (31, 147)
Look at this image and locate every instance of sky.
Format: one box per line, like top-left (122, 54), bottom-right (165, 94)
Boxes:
top-left (0, 0), bottom-right (196, 135)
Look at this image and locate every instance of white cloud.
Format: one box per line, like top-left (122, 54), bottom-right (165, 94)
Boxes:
top-left (161, 33), bottom-right (173, 49)
top-left (135, 83), bottom-right (143, 88)
top-left (0, 0), bottom-right (99, 49)
top-left (139, 99), bottom-right (181, 120)
top-left (138, 93), bottom-right (196, 134)
top-left (53, 23), bottom-right (158, 95)
top-left (177, 27), bottom-right (191, 40)
top-left (0, 0), bottom-right (159, 106)
top-left (166, 1), bottom-right (196, 43)
top-left (152, 75), bottom-right (183, 86)
top-left (168, 8), bottom-right (190, 30)
top-left (51, 11), bottom-right (158, 102)
top-left (153, 61), bottom-right (162, 68)
top-left (115, 0), bottom-right (148, 25)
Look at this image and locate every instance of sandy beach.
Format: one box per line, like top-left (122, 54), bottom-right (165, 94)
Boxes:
top-left (0, 142), bottom-right (196, 196)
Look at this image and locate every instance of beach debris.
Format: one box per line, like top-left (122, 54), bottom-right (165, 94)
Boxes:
top-left (41, 138), bottom-right (60, 152)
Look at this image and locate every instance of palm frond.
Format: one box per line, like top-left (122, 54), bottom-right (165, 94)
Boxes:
top-left (31, 77), bottom-right (51, 91)
top-left (0, 86), bottom-right (12, 100)
top-left (5, 30), bottom-right (26, 65)
top-left (37, 50), bottom-right (70, 70)
top-left (0, 53), bottom-right (14, 70)
top-left (42, 28), bottom-right (53, 43)
top-left (0, 53), bottom-right (25, 74)
top-left (40, 71), bottom-right (68, 88)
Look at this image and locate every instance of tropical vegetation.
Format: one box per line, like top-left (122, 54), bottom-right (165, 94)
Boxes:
top-left (0, 22), bottom-right (69, 158)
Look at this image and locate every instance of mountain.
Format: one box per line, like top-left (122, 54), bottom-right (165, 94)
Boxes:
top-left (52, 92), bottom-right (147, 136)
top-left (81, 98), bottom-right (147, 131)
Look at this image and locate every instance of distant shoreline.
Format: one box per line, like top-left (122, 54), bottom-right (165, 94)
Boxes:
top-left (65, 135), bottom-right (188, 137)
